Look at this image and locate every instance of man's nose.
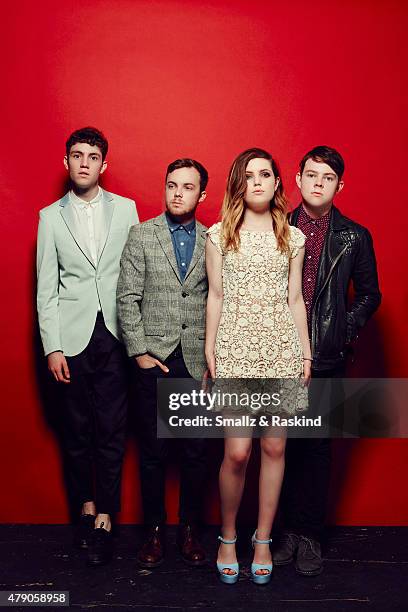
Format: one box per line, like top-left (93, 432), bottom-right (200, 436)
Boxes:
top-left (80, 156), bottom-right (90, 167)
top-left (175, 186), bottom-right (183, 197)
top-left (314, 176), bottom-right (323, 187)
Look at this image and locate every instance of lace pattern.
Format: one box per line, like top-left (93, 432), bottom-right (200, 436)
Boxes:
top-left (207, 223), bottom-right (307, 414)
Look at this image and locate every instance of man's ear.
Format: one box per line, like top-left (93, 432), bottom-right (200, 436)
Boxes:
top-left (63, 156), bottom-right (69, 171)
top-left (100, 160), bottom-right (108, 175)
top-left (198, 191), bottom-right (207, 203)
top-left (336, 180), bottom-right (344, 194)
top-left (295, 172), bottom-right (302, 189)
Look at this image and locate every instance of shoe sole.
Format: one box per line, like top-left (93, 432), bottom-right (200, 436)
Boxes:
top-left (295, 565), bottom-right (323, 576)
top-left (273, 557), bottom-right (294, 566)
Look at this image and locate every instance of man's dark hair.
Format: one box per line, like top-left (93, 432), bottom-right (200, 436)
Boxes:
top-left (65, 127), bottom-right (109, 161)
top-left (166, 158), bottom-right (209, 192)
top-left (299, 145), bottom-right (345, 180)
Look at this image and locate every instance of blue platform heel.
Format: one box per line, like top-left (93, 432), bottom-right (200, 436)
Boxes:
top-left (251, 530), bottom-right (273, 585)
top-left (216, 535), bottom-right (239, 584)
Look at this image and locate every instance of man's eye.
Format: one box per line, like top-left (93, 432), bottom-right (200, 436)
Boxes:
top-left (306, 173), bottom-right (315, 178)
top-left (186, 186), bottom-right (193, 190)
top-left (325, 176), bottom-right (334, 182)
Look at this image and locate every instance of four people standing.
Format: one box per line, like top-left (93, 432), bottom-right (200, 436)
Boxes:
top-left (36, 133), bottom-right (381, 579)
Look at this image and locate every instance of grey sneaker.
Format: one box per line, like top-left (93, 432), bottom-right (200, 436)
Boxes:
top-left (273, 532), bottom-right (299, 566)
top-left (295, 536), bottom-right (323, 576)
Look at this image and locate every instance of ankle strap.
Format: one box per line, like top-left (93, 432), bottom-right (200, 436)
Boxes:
top-left (252, 530), bottom-right (272, 545)
top-left (218, 535), bottom-right (237, 544)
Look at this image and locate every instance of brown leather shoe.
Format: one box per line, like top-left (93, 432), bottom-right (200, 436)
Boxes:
top-left (178, 524), bottom-right (206, 566)
top-left (137, 525), bottom-right (165, 568)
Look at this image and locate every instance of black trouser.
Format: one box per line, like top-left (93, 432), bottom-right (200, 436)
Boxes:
top-left (136, 348), bottom-right (207, 526)
top-left (279, 365), bottom-right (345, 542)
top-left (61, 313), bottom-right (128, 515)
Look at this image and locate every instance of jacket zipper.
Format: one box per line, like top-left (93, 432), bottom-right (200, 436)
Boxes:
top-left (311, 244), bottom-right (348, 357)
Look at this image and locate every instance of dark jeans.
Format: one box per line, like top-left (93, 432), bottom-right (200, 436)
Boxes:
top-left (135, 348), bottom-right (207, 526)
top-left (279, 365), bottom-right (345, 542)
top-left (62, 313), bottom-right (128, 515)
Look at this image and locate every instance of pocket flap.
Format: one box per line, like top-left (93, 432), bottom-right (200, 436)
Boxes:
top-left (144, 326), bottom-right (165, 336)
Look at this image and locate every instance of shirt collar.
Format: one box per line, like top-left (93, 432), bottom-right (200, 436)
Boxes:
top-left (165, 212), bottom-right (196, 234)
top-left (299, 204), bottom-right (331, 227)
top-left (69, 186), bottom-right (102, 209)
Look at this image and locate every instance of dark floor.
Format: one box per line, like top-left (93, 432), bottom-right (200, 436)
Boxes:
top-left (0, 526), bottom-right (407, 612)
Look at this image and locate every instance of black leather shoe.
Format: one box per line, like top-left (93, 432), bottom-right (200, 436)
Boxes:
top-left (273, 532), bottom-right (299, 566)
top-left (137, 525), bottom-right (165, 568)
top-left (87, 524), bottom-right (113, 566)
top-left (295, 536), bottom-right (323, 576)
top-left (73, 514), bottom-right (95, 549)
top-left (177, 525), bottom-right (206, 566)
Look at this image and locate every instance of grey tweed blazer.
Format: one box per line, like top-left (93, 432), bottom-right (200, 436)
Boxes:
top-left (117, 212), bottom-right (208, 379)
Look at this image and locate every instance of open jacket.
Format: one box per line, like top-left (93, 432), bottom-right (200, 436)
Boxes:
top-left (116, 213), bottom-right (208, 379)
top-left (36, 189), bottom-right (138, 356)
top-left (290, 205), bottom-right (381, 370)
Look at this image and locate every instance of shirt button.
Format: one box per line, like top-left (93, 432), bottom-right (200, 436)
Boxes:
top-left (308, 255), bottom-right (311, 259)
top-left (181, 262), bottom-right (186, 267)
top-left (180, 242), bottom-right (184, 246)
top-left (307, 278), bottom-right (311, 281)
top-left (306, 300), bottom-right (309, 304)
top-left (310, 232), bottom-right (314, 236)
top-left (182, 323), bottom-right (187, 329)
top-left (182, 291), bottom-right (188, 297)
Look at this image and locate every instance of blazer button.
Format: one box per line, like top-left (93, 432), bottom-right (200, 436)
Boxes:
top-left (182, 291), bottom-right (188, 297)
top-left (182, 323), bottom-right (187, 329)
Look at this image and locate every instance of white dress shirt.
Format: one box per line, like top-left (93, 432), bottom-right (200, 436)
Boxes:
top-left (69, 186), bottom-right (105, 266)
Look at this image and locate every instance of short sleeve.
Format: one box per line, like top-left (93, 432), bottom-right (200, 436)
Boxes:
top-left (206, 222), bottom-right (224, 255)
top-left (289, 226), bottom-right (306, 259)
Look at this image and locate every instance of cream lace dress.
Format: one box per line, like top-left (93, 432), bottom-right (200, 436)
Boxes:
top-left (207, 222), bottom-right (307, 414)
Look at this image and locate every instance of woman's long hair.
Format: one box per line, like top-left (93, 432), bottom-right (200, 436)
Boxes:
top-left (221, 148), bottom-right (290, 254)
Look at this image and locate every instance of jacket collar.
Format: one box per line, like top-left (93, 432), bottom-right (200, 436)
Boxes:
top-left (59, 189), bottom-right (115, 268)
top-left (59, 188), bottom-right (114, 207)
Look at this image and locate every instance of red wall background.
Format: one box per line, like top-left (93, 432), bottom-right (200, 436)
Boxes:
top-left (1, 0), bottom-right (407, 524)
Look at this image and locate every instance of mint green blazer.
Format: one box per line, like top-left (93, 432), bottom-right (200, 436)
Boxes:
top-left (36, 189), bottom-right (139, 356)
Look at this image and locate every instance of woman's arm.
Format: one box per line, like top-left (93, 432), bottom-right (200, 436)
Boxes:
top-left (288, 246), bottom-right (312, 382)
top-left (205, 237), bottom-right (224, 378)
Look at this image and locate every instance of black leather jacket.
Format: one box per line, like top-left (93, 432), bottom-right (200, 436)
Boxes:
top-left (290, 205), bottom-right (381, 371)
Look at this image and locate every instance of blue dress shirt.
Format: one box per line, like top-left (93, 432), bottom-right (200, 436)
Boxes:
top-left (165, 213), bottom-right (196, 280)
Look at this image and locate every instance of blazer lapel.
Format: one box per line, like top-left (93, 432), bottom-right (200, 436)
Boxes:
top-left (154, 213), bottom-right (182, 284)
top-left (184, 221), bottom-right (206, 282)
top-left (59, 193), bottom-right (96, 268)
top-left (97, 189), bottom-right (115, 264)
